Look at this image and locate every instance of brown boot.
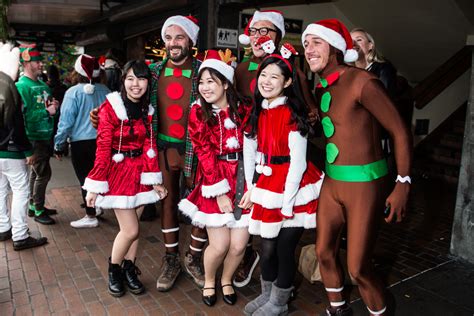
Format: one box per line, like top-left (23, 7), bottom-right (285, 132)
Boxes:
top-left (156, 253), bottom-right (181, 292)
top-left (183, 251), bottom-right (205, 288)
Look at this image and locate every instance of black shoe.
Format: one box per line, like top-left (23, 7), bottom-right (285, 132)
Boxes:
top-left (28, 206), bottom-right (58, 217)
top-left (123, 259), bottom-right (145, 295)
top-left (108, 258), bottom-right (125, 297)
top-left (0, 229), bottom-right (12, 241)
top-left (34, 212), bottom-right (56, 225)
top-left (202, 287), bottom-right (216, 306)
top-left (222, 284), bottom-right (237, 305)
top-left (323, 303), bottom-right (353, 316)
top-left (13, 236), bottom-right (48, 251)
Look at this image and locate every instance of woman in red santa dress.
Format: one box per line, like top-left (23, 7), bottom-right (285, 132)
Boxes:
top-left (178, 50), bottom-right (251, 307)
top-left (241, 44), bottom-right (324, 315)
top-left (83, 60), bottom-right (167, 297)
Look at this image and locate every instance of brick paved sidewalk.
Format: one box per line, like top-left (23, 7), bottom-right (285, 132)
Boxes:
top-left (0, 175), bottom-right (457, 315)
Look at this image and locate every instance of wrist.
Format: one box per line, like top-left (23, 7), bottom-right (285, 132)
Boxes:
top-left (396, 175), bottom-right (411, 184)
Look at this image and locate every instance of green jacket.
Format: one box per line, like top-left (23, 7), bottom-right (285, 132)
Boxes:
top-left (16, 76), bottom-right (55, 140)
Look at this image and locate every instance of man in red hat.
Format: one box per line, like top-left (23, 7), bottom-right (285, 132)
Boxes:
top-left (302, 19), bottom-right (412, 316)
top-left (16, 44), bottom-right (59, 226)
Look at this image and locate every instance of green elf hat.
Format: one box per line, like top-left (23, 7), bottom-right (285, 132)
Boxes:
top-left (19, 44), bottom-right (43, 62)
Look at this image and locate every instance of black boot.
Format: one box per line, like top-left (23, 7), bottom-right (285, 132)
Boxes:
top-left (122, 259), bottom-right (145, 295)
top-left (108, 258), bottom-right (125, 297)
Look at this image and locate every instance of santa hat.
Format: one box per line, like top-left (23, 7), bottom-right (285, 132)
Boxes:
top-left (239, 10), bottom-right (285, 45)
top-left (161, 15), bottom-right (200, 46)
top-left (74, 54), bottom-right (101, 94)
top-left (301, 18), bottom-right (358, 63)
top-left (199, 49), bottom-right (236, 83)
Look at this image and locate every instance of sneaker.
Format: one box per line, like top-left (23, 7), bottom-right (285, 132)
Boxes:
top-left (70, 216), bottom-right (99, 228)
top-left (28, 205), bottom-right (58, 217)
top-left (323, 304), bottom-right (353, 316)
top-left (0, 229), bottom-right (12, 241)
top-left (34, 212), bottom-right (56, 225)
top-left (13, 236), bottom-right (48, 251)
top-left (183, 251), bottom-right (205, 288)
top-left (233, 249), bottom-right (260, 287)
top-left (156, 253), bottom-right (181, 292)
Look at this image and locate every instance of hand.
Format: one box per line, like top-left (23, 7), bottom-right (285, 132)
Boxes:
top-left (50, 98), bottom-right (59, 109)
top-left (86, 192), bottom-right (98, 208)
top-left (90, 107), bottom-right (99, 129)
top-left (185, 175), bottom-right (195, 189)
top-left (217, 194), bottom-right (233, 213)
top-left (53, 149), bottom-right (63, 161)
top-left (25, 155), bottom-right (35, 165)
top-left (45, 100), bottom-right (57, 116)
top-left (307, 108), bottom-right (319, 124)
top-left (153, 184), bottom-right (168, 199)
top-left (238, 188), bottom-right (253, 209)
top-left (384, 182), bottom-right (410, 223)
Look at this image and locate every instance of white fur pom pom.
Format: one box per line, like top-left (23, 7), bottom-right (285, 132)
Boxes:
top-left (83, 83), bottom-right (95, 94)
top-left (225, 136), bottom-right (240, 149)
top-left (256, 164), bottom-right (264, 174)
top-left (147, 148), bottom-right (156, 158)
top-left (344, 49), bottom-right (359, 63)
top-left (262, 165), bottom-right (272, 176)
top-left (224, 117), bottom-right (236, 129)
top-left (239, 34), bottom-right (250, 45)
top-left (112, 153), bottom-right (124, 163)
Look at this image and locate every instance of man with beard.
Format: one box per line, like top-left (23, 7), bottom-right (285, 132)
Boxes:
top-left (302, 19), bottom-right (412, 315)
top-left (150, 15), bottom-right (207, 292)
top-left (233, 10), bottom-right (318, 289)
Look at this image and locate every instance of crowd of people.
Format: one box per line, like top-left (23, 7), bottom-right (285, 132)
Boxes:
top-left (0, 9), bottom-right (412, 316)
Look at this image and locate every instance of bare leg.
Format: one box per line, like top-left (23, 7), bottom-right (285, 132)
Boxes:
top-left (203, 227), bottom-right (230, 295)
top-left (124, 206), bottom-right (144, 260)
top-left (111, 208), bottom-right (140, 264)
top-left (221, 228), bottom-right (249, 294)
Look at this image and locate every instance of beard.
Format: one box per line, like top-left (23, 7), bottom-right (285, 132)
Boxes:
top-left (166, 45), bottom-right (190, 63)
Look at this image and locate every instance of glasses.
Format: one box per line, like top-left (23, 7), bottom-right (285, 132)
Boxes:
top-left (248, 27), bottom-right (277, 36)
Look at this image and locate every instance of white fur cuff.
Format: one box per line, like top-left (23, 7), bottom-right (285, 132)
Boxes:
top-left (83, 177), bottom-right (109, 194)
top-left (140, 172), bottom-right (163, 185)
top-left (201, 178), bottom-right (231, 198)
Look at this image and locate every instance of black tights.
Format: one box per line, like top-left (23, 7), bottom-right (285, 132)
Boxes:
top-left (260, 227), bottom-right (304, 289)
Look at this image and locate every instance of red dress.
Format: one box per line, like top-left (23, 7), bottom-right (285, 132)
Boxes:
top-left (244, 96), bottom-right (324, 238)
top-left (83, 92), bottom-right (163, 209)
top-left (178, 102), bottom-right (252, 228)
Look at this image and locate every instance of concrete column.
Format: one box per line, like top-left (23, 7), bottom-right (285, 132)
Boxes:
top-left (450, 46), bottom-right (474, 263)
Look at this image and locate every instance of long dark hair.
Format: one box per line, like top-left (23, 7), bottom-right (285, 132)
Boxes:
top-left (197, 67), bottom-right (245, 126)
top-left (247, 56), bottom-right (311, 137)
top-left (121, 60), bottom-right (151, 135)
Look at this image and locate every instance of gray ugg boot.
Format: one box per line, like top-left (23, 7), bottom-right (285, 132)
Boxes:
top-left (252, 283), bottom-right (293, 316)
top-left (244, 277), bottom-right (273, 315)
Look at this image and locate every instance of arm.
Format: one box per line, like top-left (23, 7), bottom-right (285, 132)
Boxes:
top-left (54, 93), bottom-right (77, 152)
top-left (188, 105), bottom-right (230, 198)
top-left (297, 68), bottom-right (319, 123)
top-left (140, 105), bottom-right (163, 185)
top-left (281, 131), bottom-right (308, 218)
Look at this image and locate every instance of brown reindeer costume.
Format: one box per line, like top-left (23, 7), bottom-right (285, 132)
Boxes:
top-left (302, 19), bottom-right (412, 315)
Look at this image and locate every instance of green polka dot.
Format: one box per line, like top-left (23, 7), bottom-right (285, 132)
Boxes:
top-left (326, 143), bottom-right (339, 164)
top-left (321, 92), bottom-right (331, 113)
top-left (321, 116), bottom-right (335, 138)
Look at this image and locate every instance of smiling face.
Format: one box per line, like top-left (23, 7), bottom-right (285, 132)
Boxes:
top-left (250, 20), bottom-right (279, 58)
top-left (257, 63), bottom-right (292, 103)
top-left (163, 25), bottom-right (191, 65)
top-left (198, 69), bottom-right (228, 108)
top-left (124, 68), bottom-right (148, 103)
top-left (303, 34), bottom-right (332, 74)
top-left (351, 30), bottom-right (373, 62)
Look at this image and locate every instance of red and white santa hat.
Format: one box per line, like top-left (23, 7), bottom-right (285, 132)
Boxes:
top-left (301, 18), bottom-right (358, 63)
top-left (74, 54), bottom-right (101, 94)
top-left (239, 10), bottom-right (285, 45)
top-left (199, 49), bottom-right (236, 83)
top-left (161, 15), bottom-right (200, 46)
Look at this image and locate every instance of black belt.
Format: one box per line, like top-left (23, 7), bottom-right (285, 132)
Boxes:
top-left (112, 148), bottom-right (143, 158)
top-left (217, 152), bottom-right (243, 161)
top-left (260, 153), bottom-right (291, 164)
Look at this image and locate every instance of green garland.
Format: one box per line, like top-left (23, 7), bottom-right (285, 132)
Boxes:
top-left (0, 0), bottom-right (10, 41)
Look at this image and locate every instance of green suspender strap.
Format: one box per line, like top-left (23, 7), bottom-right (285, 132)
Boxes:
top-left (325, 158), bottom-right (388, 182)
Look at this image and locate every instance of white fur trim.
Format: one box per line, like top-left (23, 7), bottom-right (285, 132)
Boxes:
top-left (112, 153), bottom-right (124, 163)
top-left (178, 199), bottom-right (250, 228)
top-left (83, 178), bottom-right (109, 194)
top-left (224, 117), bottom-right (236, 129)
top-left (147, 148), bottom-right (156, 158)
top-left (201, 178), bottom-right (231, 198)
top-left (148, 104), bottom-right (155, 116)
top-left (106, 91), bottom-right (128, 120)
top-left (140, 172), bottom-right (163, 185)
top-left (225, 136), bottom-right (240, 149)
top-left (83, 83), bottom-right (95, 94)
top-left (344, 48), bottom-right (358, 63)
top-left (251, 179), bottom-right (323, 209)
top-left (261, 96), bottom-right (287, 109)
top-left (161, 15), bottom-right (200, 46)
top-left (95, 190), bottom-right (161, 209)
top-left (243, 135), bottom-right (258, 188)
top-left (302, 24), bottom-right (347, 54)
top-left (262, 165), bottom-right (272, 176)
top-left (248, 212), bottom-right (316, 239)
top-left (239, 34), bottom-right (250, 45)
top-left (199, 59), bottom-right (234, 83)
top-left (251, 11), bottom-right (285, 38)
